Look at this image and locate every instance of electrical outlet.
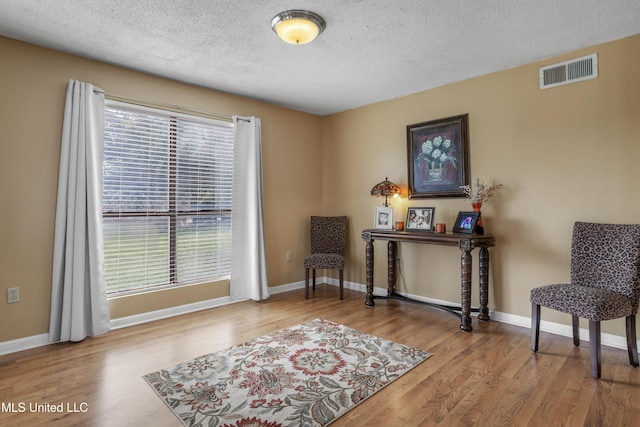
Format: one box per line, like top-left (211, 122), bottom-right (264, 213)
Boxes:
top-left (7, 287), bottom-right (20, 304)
top-left (286, 251), bottom-right (292, 262)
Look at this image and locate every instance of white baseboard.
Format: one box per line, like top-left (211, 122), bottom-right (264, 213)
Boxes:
top-left (0, 333), bottom-right (51, 356)
top-left (321, 277), bottom-right (635, 351)
top-left (0, 296), bottom-right (240, 356)
top-left (490, 310), bottom-right (632, 351)
top-left (269, 280), bottom-right (305, 294)
top-left (1, 279), bottom-right (635, 355)
top-left (109, 295), bottom-right (238, 330)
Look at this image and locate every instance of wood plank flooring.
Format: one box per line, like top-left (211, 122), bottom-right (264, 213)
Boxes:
top-left (1, 286), bottom-right (639, 426)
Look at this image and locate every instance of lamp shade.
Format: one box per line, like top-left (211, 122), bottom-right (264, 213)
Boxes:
top-left (371, 177), bottom-right (401, 206)
top-left (271, 10), bottom-right (326, 45)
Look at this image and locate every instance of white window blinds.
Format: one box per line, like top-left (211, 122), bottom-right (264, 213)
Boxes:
top-left (102, 101), bottom-right (234, 296)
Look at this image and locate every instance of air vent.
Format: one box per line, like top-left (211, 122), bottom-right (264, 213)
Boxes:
top-left (539, 53), bottom-right (598, 89)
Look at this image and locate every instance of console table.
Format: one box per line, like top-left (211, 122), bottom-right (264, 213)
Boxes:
top-left (361, 229), bottom-right (496, 331)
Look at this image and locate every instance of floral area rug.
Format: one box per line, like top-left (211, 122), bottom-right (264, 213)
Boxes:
top-left (143, 318), bottom-right (431, 426)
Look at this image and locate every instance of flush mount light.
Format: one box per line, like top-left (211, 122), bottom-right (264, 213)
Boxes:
top-left (271, 10), bottom-right (326, 45)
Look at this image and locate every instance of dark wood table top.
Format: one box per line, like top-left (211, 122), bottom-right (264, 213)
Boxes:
top-left (362, 229), bottom-right (496, 248)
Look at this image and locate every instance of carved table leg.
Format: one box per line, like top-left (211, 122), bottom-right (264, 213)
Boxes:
top-left (460, 241), bottom-right (473, 331)
top-left (478, 247), bottom-right (490, 321)
top-left (387, 241), bottom-right (397, 296)
top-left (365, 239), bottom-right (375, 306)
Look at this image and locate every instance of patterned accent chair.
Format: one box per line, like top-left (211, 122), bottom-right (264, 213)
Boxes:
top-left (530, 222), bottom-right (640, 378)
top-left (304, 216), bottom-right (347, 300)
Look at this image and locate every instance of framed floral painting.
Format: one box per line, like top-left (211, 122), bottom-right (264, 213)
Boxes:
top-left (407, 114), bottom-right (470, 198)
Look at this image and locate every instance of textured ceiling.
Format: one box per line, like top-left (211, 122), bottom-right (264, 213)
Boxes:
top-left (0, 1), bottom-right (639, 115)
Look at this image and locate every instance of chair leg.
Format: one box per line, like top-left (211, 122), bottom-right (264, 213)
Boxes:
top-left (572, 315), bottom-right (580, 347)
top-left (626, 315), bottom-right (639, 367)
top-left (531, 302), bottom-right (540, 352)
top-left (589, 320), bottom-right (601, 379)
top-left (312, 269), bottom-right (316, 290)
top-left (339, 269), bottom-right (344, 300)
top-left (305, 268), bottom-right (310, 299)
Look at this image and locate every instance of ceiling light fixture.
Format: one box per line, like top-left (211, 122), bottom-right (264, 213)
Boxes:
top-left (271, 10), bottom-right (326, 45)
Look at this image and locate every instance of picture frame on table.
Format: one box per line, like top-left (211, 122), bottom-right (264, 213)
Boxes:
top-left (452, 211), bottom-right (481, 234)
top-left (406, 207), bottom-right (435, 231)
top-left (374, 206), bottom-right (393, 229)
top-left (407, 114), bottom-right (470, 198)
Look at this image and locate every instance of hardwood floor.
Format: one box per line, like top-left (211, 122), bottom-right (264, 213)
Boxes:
top-left (1, 286), bottom-right (639, 426)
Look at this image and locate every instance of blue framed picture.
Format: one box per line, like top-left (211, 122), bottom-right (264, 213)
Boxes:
top-left (453, 211), bottom-right (481, 234)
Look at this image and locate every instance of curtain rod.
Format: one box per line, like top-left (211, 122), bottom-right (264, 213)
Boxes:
top-left (94, 90), bottom-right (246, 122)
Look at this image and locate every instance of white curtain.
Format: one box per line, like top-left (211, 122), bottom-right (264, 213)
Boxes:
top-left (49, 80), bottom-right (111, 342)
top-left (230, 116), bottom-right (269, 301)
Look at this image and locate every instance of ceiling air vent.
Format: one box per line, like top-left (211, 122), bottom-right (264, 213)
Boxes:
top-left (539, 53), bottom-right (598, 89)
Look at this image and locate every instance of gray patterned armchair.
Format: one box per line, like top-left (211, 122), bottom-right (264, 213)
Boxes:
top-left (304, 216), bottom-right (347, 300)
top-left (530, 222), bottom-right (640, 378)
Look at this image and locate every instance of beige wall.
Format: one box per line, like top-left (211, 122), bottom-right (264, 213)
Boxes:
top-left (323, 34), bottom-right (640, 338)
top-left (0, 37), bottom-right (323, 342)
top-left (1, 34), bottom-right (639, 345)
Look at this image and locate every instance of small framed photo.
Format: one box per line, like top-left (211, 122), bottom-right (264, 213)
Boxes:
top-left (406, 207), bottom-right (435, 231)
top-left (453, 211), bottom-right (481, 234)
top-left (374, 206), bottom-right (393, 229)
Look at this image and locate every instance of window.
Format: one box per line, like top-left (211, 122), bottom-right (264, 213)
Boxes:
top-left (102, 101), bottom-right (234, 296)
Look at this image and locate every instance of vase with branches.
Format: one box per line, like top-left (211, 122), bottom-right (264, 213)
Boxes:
top-left (460, 178), bottom-right (502, 205)
top-left (460, 178), bottom-right (502, 229)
